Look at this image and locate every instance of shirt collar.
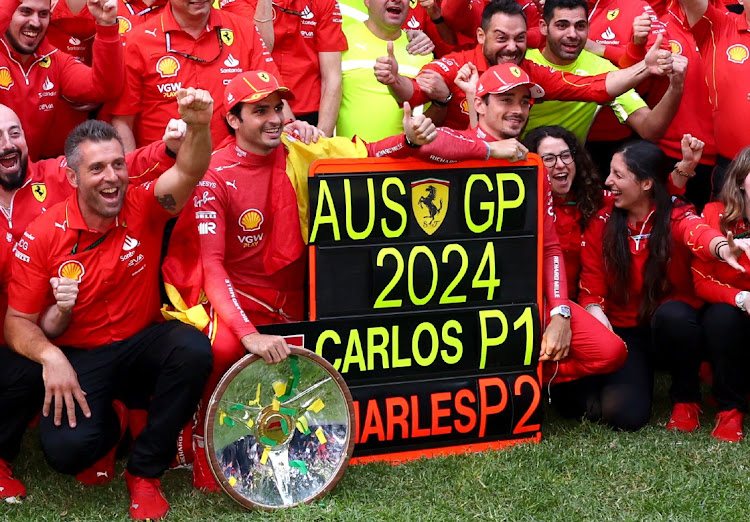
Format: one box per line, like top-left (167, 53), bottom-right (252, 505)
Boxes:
top-left (1, 37), bottom-right (54, 66)
top-left (162, 3), bottom-right (222, 34)
top-left (65, 191), bottom-right (123, 232)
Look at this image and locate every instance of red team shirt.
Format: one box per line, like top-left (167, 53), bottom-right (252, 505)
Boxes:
top-left (407, 44), bottom-right (613, 130)
top-left (0, 22), bottom-right (123, 160)
top-left (0, 141), bottom-right (173, 344)
top-left (578, 204), bottom-right (721, 327)
top-left (231, 0), bottom-right (348, 116)
top-left (692, 201), bottom-right (750, 305)
top-left (9, 182), bottom-right (172, 349)
top-left (110, 5), bottom-right (280, 147)
top-left (691, 3), bottom-right (750, 160)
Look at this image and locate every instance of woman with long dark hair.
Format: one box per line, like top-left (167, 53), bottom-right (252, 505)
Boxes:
top-left (523, 126), bottom-right (698, 301)
top-left (574, 140), bottom-right (747, 431)
top-left (692, 146), bottom-right (750, 442)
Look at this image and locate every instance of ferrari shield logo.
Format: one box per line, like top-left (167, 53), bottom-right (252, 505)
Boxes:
top-left (31, 183), bottom-right (47, 202)
top-left (258, 72), bottom-right (270, 82)
top-left (220, 29), bottom-right (234, 46)
top-left (607, 9), bottom-right (619, 20)
top-left (411, 178), bottom-right (449, 235)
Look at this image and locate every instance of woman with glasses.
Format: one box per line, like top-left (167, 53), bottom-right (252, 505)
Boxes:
top-left (571, 139), bottom-right (748, 431)
top-left (691, 146), bottom-right (750, 442)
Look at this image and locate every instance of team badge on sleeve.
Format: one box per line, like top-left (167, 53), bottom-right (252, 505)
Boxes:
top-left (59, 260), bottom-right (85, 282)
top-left (31, 183), bottom-right (47, 202)
top-left (220, 29), bottom-right (234, 46)
top-left (411, 178), bottom-right (449, 235)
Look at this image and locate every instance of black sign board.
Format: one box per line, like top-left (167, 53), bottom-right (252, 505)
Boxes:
top-left (260, 156), bottom-right (545, 461)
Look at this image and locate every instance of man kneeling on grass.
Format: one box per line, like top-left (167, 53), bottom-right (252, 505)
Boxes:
top-left (4, 88), bottom-right (215, 521)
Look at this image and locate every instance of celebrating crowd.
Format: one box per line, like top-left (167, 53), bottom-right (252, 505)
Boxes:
top-left (0, 0), bottom-right (748, 518)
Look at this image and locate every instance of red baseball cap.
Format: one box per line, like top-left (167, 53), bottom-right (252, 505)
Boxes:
top-left (476, 64), bottom-right (545, 99)
top-left (224, 71), bottom-right (294, 112)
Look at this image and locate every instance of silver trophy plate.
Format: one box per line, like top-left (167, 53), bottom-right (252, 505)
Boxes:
top-left (205, 347), bottom-right (355, 510)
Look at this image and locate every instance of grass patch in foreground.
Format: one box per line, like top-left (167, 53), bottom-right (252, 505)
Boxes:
top-left (3, 375), bottom-right (748, 521)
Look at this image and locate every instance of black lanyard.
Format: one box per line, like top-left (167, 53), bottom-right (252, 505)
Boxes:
top-left (70, 229), bottom-right (111, 255)
top-left (166, 27), bottom-right (223, 64)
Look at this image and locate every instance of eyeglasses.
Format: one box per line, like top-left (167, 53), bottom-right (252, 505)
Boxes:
top-left (165, 27), bottom-right (224, 64)
top-left (540, 149), bottom-right (574, 168)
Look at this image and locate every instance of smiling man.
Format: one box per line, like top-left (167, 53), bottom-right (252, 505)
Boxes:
top-left (375, 0), bottom-right (676, 130)
top-left (0, 0), bottom-right (124, 160)
top-left (4, 88), bottom-right (214, 521)
top-left (336, 0), bottom-right (433, 140)
top-left (161, 69), bottom-right (439, 491)
top-left (522, 0), bottom-right (685, 144)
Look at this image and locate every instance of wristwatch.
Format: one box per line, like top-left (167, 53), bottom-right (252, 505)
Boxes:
top-left (432, 92), bottom-right (453, 107)
top-left (735, 291), bottom-right (750, 312)
top-left (550, 305), bottom-right (572, 319)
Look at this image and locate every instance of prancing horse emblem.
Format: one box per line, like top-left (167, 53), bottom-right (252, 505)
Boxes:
top-left (411, 178), bottom-right (449, 235)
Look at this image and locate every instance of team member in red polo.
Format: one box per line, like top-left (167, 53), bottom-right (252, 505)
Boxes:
top-left (4, 88), bottom-right (214, 521)
top-left (110, 0), bottom-right (283, 151)
top-left (225, 0), bottom-right (348, 135)
top-left (376, 0), bottom-right (676, 129)
top-left (161, 70), bottom-right (438, 491)
top-left (0, 103), bottom-right (183, 502)
top-left (0, 0), bottom-right (124, 160)
top-left (684, 0), bottom-right (750, 197)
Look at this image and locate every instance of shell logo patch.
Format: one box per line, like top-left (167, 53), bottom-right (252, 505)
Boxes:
top-left (239, 209), bottom-right (264, 232)
top-left (156, 56), bottom-right (180, 78)
top-left (59, 260), bottom-right (85, 282)
top-left (0, 67), bottom-right (13, 90)
top-left (669, 40), bottom-right (683, 55)
top-left (117, 16), bottom-right (132, 34)
top-left (727, 44), bottom-right (749, 64)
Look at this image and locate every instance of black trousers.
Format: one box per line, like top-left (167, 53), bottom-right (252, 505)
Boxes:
top-left (702, 303), bottom-right (750, 413)
top-left (0, 346), bottom-right (43, 462)
top-left (554, 300), bottom-right (703, 431)
top-left (39, 321), bottom-right (212, 478)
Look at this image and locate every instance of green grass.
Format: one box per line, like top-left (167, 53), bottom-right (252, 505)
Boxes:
top-left (4, 376), bottom-right (750, 521)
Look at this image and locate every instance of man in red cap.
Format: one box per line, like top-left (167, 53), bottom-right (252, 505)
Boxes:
top-left (161, 69), bottom-right (439, 491)
top-left (375, 0), bottom-right (675, 130)
top-left (402, 62), bottom-right (628, 391)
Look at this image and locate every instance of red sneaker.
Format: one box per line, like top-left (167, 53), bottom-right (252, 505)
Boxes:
top-left (0, 458), bottom-right (25, 503)
top-left (192, 435), bottom-right (220, 492)
top-left (667, 402), bottom-right (701, 432)
top-left (124, 470), bottom-right (169, 521)
top-left (712, 409), bottom-right (745, 443)
top-left (76, 400), bottom-right (128, 486)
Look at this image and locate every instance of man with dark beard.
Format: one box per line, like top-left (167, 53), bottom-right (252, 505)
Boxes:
top-left (374, 0), bottom-right (675, 129)
top-left (0, 0), bottom-right (124, 159)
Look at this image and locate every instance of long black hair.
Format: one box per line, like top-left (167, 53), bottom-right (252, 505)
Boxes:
top-left (603, 140), bottom-right (674, 324)
top-left (523, 125), bottom-right (602, 229)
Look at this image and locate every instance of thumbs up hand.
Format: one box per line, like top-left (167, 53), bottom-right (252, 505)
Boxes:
top-left (374, 41), bottom-right (399, 86)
